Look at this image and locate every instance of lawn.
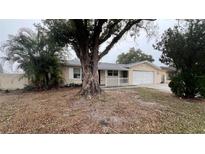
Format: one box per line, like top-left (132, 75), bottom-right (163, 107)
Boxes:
top-left (0, 87), bottom-right (205, 133)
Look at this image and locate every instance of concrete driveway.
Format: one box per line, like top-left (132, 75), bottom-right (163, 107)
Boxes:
top-left (138, 83), bottom-right (171, 93)
top-left (102, 83), bottom-right (171, 93)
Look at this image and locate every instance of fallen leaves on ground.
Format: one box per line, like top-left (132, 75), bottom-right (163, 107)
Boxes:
top-left (0, 87), bottom-right (205, 133)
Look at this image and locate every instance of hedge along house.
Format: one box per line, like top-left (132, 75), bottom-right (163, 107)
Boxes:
top-left (61, 59), bottom-right (170, 87)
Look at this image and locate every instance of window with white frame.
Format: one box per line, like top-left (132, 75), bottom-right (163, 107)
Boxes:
top-left (73, 68), bottom-right (81, 79)
top-left (107, 70), bottom-right (118, 76)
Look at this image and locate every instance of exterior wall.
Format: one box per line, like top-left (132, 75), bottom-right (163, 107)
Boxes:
top-left (61, 66), bottom-right (82, 85)
top-left (128, 63), bottom-right (168, 85)
top-left (61, 66), bottom-right (129, 87)
top-left (0, 74), bottom-right (28, 90)
top-left (156, 70), bottom-right (167, 84)
top-left (61, 66), bottom-right (70, 84)
top-left (161, 69), bottom-right (172, 83)
top-left (62, 64), bottom-right (168, 86)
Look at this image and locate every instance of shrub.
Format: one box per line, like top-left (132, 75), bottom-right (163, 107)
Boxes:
top-left (169, 72), bottom-right (205, 98)
top-left (68, 83), bottom-right (82, 87)
top-left (169, 73), bottom-right (186, 97)
top-left (23, 85), bottom-right (36, 91)
top-left (197, 75), bottom-right (205, 97)
top-left (21, 53), bottom-right (63, 90)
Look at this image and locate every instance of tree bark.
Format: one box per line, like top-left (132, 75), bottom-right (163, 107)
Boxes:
top-left (79, 55), bottom-right (101, 96)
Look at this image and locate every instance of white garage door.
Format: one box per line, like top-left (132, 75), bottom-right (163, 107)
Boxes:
top-left (133, 71), bottom-right (154, 85)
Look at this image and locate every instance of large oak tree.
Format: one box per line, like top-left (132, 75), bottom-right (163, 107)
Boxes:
top-left (42, 19), bottom-right (155, 96)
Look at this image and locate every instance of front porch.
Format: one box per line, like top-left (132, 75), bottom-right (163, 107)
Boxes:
top-left (99, 70), bottom-right (129, 87)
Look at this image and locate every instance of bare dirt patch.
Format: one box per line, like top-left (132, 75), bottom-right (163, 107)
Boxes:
top-left (0, 87), bottom-right (205, 133)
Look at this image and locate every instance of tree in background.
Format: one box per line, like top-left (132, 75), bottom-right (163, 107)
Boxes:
top-left (116, 47), bottom-right (154, 64)
top-left (154, 20), bottom-right (205, 98)
top-left (0, 47), bottom-right (6, 73)
top-left (42, 19), bottom-right (156, 96)
top-left (2, 28), bottom-right (65, 89)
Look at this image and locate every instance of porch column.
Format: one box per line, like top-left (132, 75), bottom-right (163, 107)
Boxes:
top-left (164, 74), bottom-right (167, 83)
top-left (118, 70), bottom-right (120, 86)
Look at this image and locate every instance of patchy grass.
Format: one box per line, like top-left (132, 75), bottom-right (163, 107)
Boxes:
top-left (0, 87), bottom-right (205, 133)
top-left (136, 88), bottom-right (205, 133)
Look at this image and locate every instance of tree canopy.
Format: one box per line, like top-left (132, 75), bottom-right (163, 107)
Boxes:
top-left (154, 19), bottom-right (205, 98)
top-left (42, 20), bottom-right (155, 59)
top-left (116, 47), bottom-right (154, 64)
top-left (42, 19), bottom-right (155, 96)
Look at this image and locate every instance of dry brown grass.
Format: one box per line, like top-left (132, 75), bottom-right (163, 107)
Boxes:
top-left (0, 87), bottom-right (205, 133)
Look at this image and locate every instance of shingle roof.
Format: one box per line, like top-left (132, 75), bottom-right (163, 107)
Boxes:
top-left (160, 66), bottom-right (176, 71)
top-left (63, 59), bottom-right (162, 71)
top-left (63, 59), bottom-right (128, 70)
top-left (98, 62), bottom-right (128, 70)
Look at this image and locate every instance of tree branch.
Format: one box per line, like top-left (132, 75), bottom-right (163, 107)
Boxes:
top-left (99, 19), bottom-right (156, 59)
top-left (72, 20), bottom-right (89, 51)
top-left (99, 20), bottom-right (143, 59)
top-left (90, 19), bottom-right (107, 51)
top-left (99, 20), bottom-right (122, 45)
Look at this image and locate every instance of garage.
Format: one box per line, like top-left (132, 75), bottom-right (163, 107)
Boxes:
top-left (132, 71), bottom-right (154, 85)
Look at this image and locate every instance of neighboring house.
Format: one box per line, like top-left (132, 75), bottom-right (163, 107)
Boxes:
top-left (61, 59), bottom-right (170, 87)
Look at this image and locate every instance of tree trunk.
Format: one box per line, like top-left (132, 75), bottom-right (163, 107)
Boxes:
top-left (80, 57), bottom-right (101, 96)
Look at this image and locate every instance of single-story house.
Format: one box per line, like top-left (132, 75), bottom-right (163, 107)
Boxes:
top-left (0, 59), bottom-right (172, 90)
top-left (61, 59), bottom-right (171, 87)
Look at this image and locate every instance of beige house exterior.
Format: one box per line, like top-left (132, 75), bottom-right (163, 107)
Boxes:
top-left (0, 60), bottom-right (171, 90)
top-left (61, 60), bottom-right (170, 87)
top-left (127, 61), bottom-right (168, 85)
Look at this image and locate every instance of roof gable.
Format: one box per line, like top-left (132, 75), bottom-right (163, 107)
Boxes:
top-left (126, 61), bottom-right (162, 70)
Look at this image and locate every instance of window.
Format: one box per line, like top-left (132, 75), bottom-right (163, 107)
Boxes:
top-left (73, 68), bottom-right (81, 79)
top-left (107, 70), bottom-right (118, 76)
top-left (113, 70), bottom-right (118, 76)
top-left (120, 71), bottom-right (128, 78)
top-left (108, 70), bottom-right (113, 76)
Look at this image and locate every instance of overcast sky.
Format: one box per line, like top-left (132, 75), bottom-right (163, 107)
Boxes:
top-left (0, 19), bottom-right (177, 73)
